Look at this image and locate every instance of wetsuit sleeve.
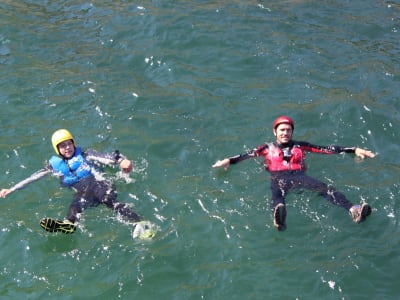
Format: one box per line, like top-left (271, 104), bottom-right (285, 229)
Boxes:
top-left (229, 144), bottom-right (268, 164)
top-left (8, 168), bottom-right (51, 193)
top-left (296, 141), bottom-right (356, 154)
top-left (83, 149), bottom-right (126, 166)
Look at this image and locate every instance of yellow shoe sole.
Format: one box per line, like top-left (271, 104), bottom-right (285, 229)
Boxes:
top-left (40, 218), bottom-right (76, 234)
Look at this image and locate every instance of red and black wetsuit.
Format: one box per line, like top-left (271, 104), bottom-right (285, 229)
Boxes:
top-left (229, 140), bottom-right (356, 211)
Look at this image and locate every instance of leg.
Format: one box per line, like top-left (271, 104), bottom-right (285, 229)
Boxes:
top-left (292, 173), bottom-right (371, 223)
top-left (66, 176), bottom-right (102, 223)
top-left (111, 202), bottom-right (142, 222)
top-left (293, 173), bottom-right (353, 210)
top-left (40, 188), bottom-right (90, 234)
top-left (270, 174), bottom-right (290, 231)
top-left (66, 191), bottom-right (91, 223)
top-left (270, 174), bottom-right (290, 209)
top-left (98, 182), bottom-right (157, 239)
top-left (99, 182), bottom-right (142, 222)
top-left (66, 201), bottom-right (84, 223)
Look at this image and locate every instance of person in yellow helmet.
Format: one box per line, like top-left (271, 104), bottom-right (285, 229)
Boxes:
top-left (0, 129), bottom-right (156, 239)
top-left (212, 116), bottom-right (375, 231)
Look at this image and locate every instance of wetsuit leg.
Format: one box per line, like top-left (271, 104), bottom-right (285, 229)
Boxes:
top-left (67, 176), bottom-right (99, 223)
top-left (270, 173), bottom-right (291, 209)
top-left (66, 191), bottom-right (91, 223)
top-left (292, 173), bottom-right (353, 210)
top-left (97, 181), bottom-right (142, 222)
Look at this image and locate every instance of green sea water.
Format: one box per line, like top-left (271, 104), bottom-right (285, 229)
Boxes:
top-left (1, 1), bottom-right (399, 299)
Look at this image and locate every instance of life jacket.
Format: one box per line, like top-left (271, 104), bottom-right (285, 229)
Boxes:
top-left (49, 147), bottom-right (92, 186)
top-left (264, 143), bottom-right (306, 172)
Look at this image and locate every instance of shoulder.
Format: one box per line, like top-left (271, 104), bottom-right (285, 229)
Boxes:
top-left (255, 142), bottom-right (271, 153)
top-left (49, 155), bottom-right (62, 164)
top-left (48, 155), bottom-right (64, 170)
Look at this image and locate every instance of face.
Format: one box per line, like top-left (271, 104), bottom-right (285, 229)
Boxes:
top-left (273, 123), bottom-right (293, 144)
top-left (57, 140), bottom-right (75, 158)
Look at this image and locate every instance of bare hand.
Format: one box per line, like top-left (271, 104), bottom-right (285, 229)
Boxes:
top-left (119, 159), bottom-right (133, 173)
top-left (355, 148), bottom-right (375, 159)
top-left (0, 189), bottom-right (11, 198)
top-left (212, 158), bottom-right (230, 171)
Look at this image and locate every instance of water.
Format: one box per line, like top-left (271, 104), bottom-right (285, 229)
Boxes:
top-left (1, 1), bottom-right (399, 299)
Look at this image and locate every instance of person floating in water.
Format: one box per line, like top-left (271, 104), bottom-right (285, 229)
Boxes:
top-left (0, 129), bottom-right (156, 239)
top-left (212, 116), bottom-right (375, 231)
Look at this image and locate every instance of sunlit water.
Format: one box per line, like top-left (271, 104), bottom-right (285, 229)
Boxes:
top-left (1, 1), bottom-right (399, 299)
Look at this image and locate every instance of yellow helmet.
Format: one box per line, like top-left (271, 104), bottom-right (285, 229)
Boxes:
top-left (51, 129), bottom-right (75, 155)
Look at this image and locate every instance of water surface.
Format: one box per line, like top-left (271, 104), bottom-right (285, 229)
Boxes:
top-left (1, 1), bottom-right (399, 299)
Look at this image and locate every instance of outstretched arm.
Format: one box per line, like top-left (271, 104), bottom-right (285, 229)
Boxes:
top-left (0, 168), bottom-right (51, 198)
top-left (297, 141), bottom-right (375, 159)
top-left (84, 149), bottom-right (133, 173)
top-left (212, 144), bottom-right (268, 171)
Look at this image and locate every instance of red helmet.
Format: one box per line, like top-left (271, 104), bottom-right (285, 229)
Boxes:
top-left (273, 116), bottom-right (294, 129)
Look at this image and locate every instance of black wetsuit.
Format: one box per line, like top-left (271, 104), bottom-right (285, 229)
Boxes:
top-left (11, 148), bottom-right (141, 223)
top-left (66, 174), bottom-right (141, 223)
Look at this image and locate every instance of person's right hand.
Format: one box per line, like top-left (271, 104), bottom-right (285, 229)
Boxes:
top-left (212, 158), bottom-right (230, 171)
top-left (0, 189), bottom-right (11, 198)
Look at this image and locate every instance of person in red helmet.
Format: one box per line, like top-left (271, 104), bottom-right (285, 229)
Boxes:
top-left (212, 116), bottom-right (375, 231)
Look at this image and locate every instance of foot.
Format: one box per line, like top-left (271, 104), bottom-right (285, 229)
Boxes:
top-left (273, 203), bottom-right (287, 231)
top-left (132, 221), bottom-right (157, 239)
top-left (349, 203), bottom-right (372, 223)
top-left (40, 218), bottom-right (76, 234)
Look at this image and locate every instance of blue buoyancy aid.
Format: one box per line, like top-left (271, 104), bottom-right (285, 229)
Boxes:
top-left (49, 147), bottom-right (92, 186)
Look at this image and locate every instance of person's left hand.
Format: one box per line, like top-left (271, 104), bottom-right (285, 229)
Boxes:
top-left (119, 159), bottom-right (133, 173)
top-left (355, 148), bottom-right (375, 159)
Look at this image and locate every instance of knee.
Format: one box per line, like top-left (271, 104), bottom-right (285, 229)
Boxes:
top-left (113, 202), bottom-right (129, 212)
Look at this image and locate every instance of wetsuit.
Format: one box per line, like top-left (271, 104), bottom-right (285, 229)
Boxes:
top-left (11, 148), bottom-right (141, 223)
top-left (228, 140), bottom-right (356, 211)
